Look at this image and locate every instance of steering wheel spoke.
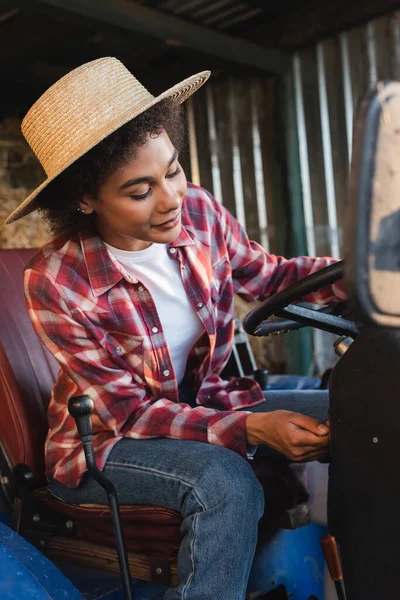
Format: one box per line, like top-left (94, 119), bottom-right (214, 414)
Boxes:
top-left (277, 305), bottom-right (358, 337)
top-left (253, 317), bottom-right (304, 337)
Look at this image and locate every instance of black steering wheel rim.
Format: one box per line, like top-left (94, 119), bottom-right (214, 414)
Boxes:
top-left (242, 261), bottom-right (358, 338)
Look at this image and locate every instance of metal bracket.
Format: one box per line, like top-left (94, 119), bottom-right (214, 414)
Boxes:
top-left (150, 557), bottom-right (172, 585)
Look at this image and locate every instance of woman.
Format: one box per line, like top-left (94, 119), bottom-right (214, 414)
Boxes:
top-left (6, 57), bottom-right (344, 599)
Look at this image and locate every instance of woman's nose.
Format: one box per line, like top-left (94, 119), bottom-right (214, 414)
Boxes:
top-left (158, 185), bottom-right (181, 213)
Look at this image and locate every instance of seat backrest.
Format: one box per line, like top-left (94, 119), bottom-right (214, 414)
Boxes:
top-left (0, 249), bottom-right (59, 481)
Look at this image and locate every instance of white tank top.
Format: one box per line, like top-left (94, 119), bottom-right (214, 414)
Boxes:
top-left (104, 242), bottom-right (204, 384)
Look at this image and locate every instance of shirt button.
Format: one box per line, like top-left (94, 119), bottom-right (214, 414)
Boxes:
top-left (116, 346), bottom-right (123, 355)
top-left (169, 248), bottom-right (176, 254)
top-left (152, 326), bottom-right (159, 333)
top-left (163, 369), bottom-right (170, 377)
top-left (197, 302), bottom-right (203, 309)
top-left (138, 286), bottom-right (144, 292)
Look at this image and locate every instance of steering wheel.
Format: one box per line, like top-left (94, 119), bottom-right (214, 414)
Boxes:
top-left (242, 261), bottom-right (358, 339)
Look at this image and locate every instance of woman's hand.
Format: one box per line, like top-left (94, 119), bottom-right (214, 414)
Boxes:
top-left (246, 410), bottom-right (330, 461)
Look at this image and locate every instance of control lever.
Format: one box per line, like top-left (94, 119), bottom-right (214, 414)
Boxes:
top-left (321, 534), bottom-right (346, 600)
top-left (68, 395), bottom-right (134, 600)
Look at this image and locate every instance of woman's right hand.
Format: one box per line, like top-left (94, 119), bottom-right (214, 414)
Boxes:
top-left (246, 410), bottom-right (330, 462)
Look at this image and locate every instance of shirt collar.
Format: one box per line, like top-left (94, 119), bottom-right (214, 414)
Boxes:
top-left (169, 222), bottom-right (197, 248)
top-left (79, 222), bottom-right (196, 298)
top-left (79, 228), bottom-right (124, 297)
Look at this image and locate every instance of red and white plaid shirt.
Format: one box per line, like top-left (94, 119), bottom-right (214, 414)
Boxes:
top-left (24, 183), bottom-right (345, 487)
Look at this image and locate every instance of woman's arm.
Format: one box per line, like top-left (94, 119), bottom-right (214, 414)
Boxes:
top-left (24, 268), bottom-right (250, 457)
top-left (212, 194), bottom-right (346, 305)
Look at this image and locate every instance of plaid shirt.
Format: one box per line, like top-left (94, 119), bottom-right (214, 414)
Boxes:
top-left (24, 183), bottom-right (345, 487)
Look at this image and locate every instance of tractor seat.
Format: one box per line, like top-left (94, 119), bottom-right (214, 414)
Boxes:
top-left (0, 248), bottom-right (309, 586)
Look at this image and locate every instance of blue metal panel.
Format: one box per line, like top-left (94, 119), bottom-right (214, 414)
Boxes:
top-left (58, 562), bottom-right (169, 600)
top-left (0, 522), bottom-right (83, 600)
top-left (0, 518), bottom-right (169, 600)
top-left (247, 524), bottom-right (326, 599)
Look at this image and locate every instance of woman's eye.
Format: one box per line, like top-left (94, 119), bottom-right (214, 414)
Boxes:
top-left (166, 166), bottom-right (181, 179)
top-left (128, 166), bottom-right (181, 200)
top-left (130, 189), bottom-right (151, 201)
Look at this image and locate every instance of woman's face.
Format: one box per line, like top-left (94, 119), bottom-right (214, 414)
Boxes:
top-left (81, 130), bottom-right (187, 251)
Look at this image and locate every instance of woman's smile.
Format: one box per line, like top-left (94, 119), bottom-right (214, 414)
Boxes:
top-left (80, 130), bottom-right (187, 251)
top-left (152, 211), bottom-right (181, 230)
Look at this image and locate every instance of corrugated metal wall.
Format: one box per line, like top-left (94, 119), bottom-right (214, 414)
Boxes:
top-left (289, 10), bottom-right (400, 372)
top-left (183, 9), bottom-right (400, 374)
top-left (292, 10), bottom-right (400, 262)
top-left (184, 76), bottom-right (283, 255)
top-left (182, 76), bottom-right (288, 373)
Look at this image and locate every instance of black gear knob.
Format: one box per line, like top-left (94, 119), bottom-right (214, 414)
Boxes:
top-left (68, 395), bottom-right (133, 599)
top-left (68, 395), bottom-right (95, 440)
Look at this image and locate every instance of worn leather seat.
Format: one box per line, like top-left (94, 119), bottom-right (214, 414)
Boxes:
top-left (0, 247), bottom-right (309, 585)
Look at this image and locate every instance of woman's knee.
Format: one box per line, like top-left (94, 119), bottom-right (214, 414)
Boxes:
top-left (189, 446), bottom-right (264, 517)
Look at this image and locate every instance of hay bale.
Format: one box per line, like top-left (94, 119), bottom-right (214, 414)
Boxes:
top-left (0, 181), bottom-right (49, 248)
top-left (0, 117), bottom-right (49, 248)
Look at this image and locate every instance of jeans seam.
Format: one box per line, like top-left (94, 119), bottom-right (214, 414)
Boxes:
top-left (181, 510), bottom-right (198, 599)
top-left (107, 460), bottom-right (199, 491)
top-left (191, 486), bottom-right (207, 512)
top-left (107, 461), bottom-right (214, 514)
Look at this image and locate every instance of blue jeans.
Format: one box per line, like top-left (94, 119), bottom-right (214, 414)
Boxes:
top-left (49, 390), bottom-right (328, 600)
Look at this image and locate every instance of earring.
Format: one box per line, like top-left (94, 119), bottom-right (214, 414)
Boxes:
top-left (77, 207), bottom-right (85, 214)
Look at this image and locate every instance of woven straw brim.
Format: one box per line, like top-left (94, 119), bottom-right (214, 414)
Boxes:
top-left (5, 70), bottom-right (210, 224)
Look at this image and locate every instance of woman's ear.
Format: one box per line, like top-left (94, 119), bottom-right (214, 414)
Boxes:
top-left (79, 194), bottom-right (96, 215)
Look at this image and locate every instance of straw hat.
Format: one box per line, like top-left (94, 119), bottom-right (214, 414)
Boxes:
top-left (5, 57), bottom-right (210, 224)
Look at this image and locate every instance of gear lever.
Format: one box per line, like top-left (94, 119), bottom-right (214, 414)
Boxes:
top-left (68, 395), bottom-right (134, 600)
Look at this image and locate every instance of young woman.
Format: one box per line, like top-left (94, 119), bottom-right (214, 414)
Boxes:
top-left (6, 57), bottom-right (345, 599)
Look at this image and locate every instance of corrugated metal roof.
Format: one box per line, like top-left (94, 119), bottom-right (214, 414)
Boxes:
top-left (135, 0), bottom-right (264, 31)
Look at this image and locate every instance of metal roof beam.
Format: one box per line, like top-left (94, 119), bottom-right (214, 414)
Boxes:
top-left (26, 0), bottom-right (290, 74)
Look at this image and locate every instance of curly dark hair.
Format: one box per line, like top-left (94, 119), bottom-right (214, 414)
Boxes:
top-left (37, 99), bottom-right (185, 233)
